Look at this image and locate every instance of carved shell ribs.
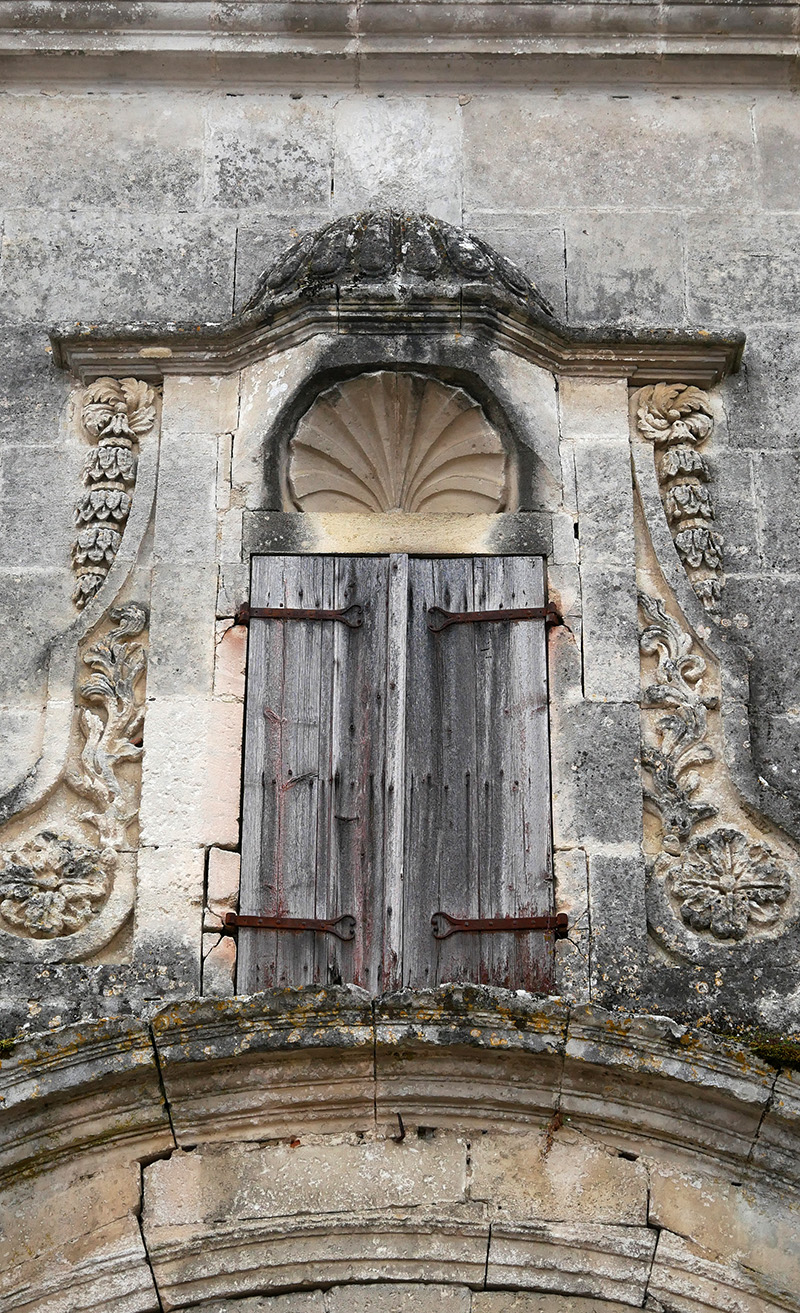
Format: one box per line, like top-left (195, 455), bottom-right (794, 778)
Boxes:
top-left (289, 372), bottom-right (509, 514)
top-left (243, 211), bottom-right (555, 322)
top-left (72, 378), bottom-right (157, 608)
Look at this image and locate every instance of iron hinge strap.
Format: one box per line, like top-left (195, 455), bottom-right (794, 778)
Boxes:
top-left (235, 604), bottom-right (363, 628)
top-left (225, 912), bottom-right (356, 941)
top-left (426, 601), bottom-right (562, 633)
top-left (432, 911), bottom-right (569, 940)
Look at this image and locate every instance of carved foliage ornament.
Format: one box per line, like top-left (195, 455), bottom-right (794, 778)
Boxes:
top-left (637, 384), bottom-right (724, 610)
top-left (0, 604), bottom-right (147, 939)
top-left (639, 593), bottom-right (791, 942)
top-left (289, 371), bottom-right (508, 514)
top-left (73, 378), bottom-right (157, 608)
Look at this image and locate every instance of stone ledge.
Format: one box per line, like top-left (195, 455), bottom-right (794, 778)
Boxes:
top-left (0, 987), bottom-right (793, 1185)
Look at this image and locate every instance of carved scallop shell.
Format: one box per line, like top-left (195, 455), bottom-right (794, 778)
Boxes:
top-left (288, 372), bottom-right (509, 514)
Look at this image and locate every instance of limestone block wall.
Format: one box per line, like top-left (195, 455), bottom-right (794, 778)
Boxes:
top-left (1, 77), bottom-right (798, 822)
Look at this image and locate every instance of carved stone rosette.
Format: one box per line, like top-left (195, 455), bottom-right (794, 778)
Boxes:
top-left (0, 604), bottom-right (147, 945)
top-left (72, 378), bottom-right (157, 608)
top-left (639, 592), bottom-right (792, 943)
top-left (636, 384), bottom-right (724, 610)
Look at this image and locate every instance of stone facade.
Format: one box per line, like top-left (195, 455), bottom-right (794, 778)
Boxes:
top-left (1, 4), bottom-right (800, 1309)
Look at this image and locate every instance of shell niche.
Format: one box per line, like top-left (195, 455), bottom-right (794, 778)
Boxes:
top-left (288, 371), bottom-right (509, 514)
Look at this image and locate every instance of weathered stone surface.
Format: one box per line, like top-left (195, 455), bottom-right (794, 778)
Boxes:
top-left (463, 95), bottom-right (755, 213)
top-left (332, 99), bottom-right (462, 224)
top-left (0, 1160), bottom-right (157, 1313)
top-left (144, 1136), bottom-right (468, 1225)
top-left (687, 214), bottom-right (800, 325)
top-left (565, 211), bottom-right (685, 327)
top-left (486, 1219), bottom-right (656, 1304)
top-left (139, 696), bottom-right (242, 847)
top-left (0, 209), bottom-right (236, 323)
top-left (152, 988), bottom-right (375, 1144)
top-left (550, 701), bottom-right (643, 848)
top-left (146, 565), bottom-right (218, 698)
top-left (469, 1127), bottom-right (648, 1224)
top-left (0, 93), bottom-right (203, 212)
top-left (0, 1016), bottom-right (172, 1184)
top-left (205, 96), bottom-right (333, 210)
top-left (473, 1296), bottom-right (633, 1313)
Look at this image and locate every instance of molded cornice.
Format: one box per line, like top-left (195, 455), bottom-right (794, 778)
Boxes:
top-left (50, 211), bottom-right (744, 387)
top-left (0, 2), bottom-right (798, 86)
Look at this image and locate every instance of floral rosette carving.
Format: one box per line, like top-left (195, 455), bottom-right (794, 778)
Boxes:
top-left (0, 604), bottom-right (148, 941)
top-left (637, 383), bottom-right (724, 610)
top-left (0, 832), bottom-right (114, 938)
top-left (665, 828), bottom-right (790, 942)
top-left (640, 593), bottom-right (793, 942)
top-left (73, 378), bottom-right (157, 608)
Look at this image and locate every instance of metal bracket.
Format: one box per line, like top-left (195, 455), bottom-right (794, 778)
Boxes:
top-left (426, 601), bottom-right (561, 633)
top-left (431, 911), bottom-right (569, 940)
top-left (236, 603), bottom-right (363, 628)
top-left (225, 912), bottom-right (357, 941)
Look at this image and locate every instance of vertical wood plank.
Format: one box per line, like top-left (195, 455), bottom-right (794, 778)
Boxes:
top-left (382, 552), bottom-right (408, 991)
top-left (316, 554), bottom-right (390, 992)
top-left (403, 557), bottom-right (481, 988)
top-left (473, 556), bottom-right (553, 990)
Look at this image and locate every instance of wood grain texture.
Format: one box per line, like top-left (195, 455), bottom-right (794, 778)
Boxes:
top-left (239, 553), bottom-right (553, 995)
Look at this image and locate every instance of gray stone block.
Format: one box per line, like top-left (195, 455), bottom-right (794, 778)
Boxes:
top-left (580, 566), bottom-right (640, 704)
top-left (332, 97), bottom-right (463, 224)
top-left (205, 96), bottom-right (333, 210)
top-left (0, 443), bottom-right (82, 569)
top-left (754, 97), bottom-right (800, 212)
top-left (587, 852), bottom-right (648, 1005)
top-left (721, 575), bottom-right (800, 712)
top-left (154, 433), bottom-right (218, 564)
top-left (551, 700), bottom-right (643, 847)
top-left (687, 215), bottom-right (800, 325)
top-left (574, 441), bottom-right (635, 568)
top-left (565, 211), bottom-right (685, 327)
top-left (463, 94), bottom-right (755, 213)
top-left (710, 449), bottom-right (761, 574)
top-left (147, 564), bottom-right (218, 698)
top-left (0, 209), bottom-right (236, 324)
top-left (0, 569), bottom-right (74, 703)
top-left (719, 325), bottom-right (800, 450)
top-left (0, 326), bottom-right (71, 444)
top-left (461, 212), bottom-right (567, 319)
top-left (753, 448), bottom-right (800, 574)
top-left (0, 91), bottom-right (203, 211)
top-left (0, 708), bottom-right (40, 795)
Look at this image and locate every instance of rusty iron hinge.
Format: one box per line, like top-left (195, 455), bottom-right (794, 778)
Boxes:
top-left (431, 911), bottom-right (569, 940)
top-left (225, 912), bottom-right (356, 941)
top-left (236, 603), bottom-right (363, 628)
top-left (426, 601), bottom-right (561, 633)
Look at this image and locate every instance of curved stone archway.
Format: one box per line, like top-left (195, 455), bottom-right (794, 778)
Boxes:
top-left (1, 990), bottom-right (798, 1312)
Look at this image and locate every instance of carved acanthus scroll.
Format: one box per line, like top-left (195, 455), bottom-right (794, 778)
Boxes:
top-left (0, 604), bottom-right (147, 942)
top-left (636, 384), bottom-right (724, 610)
top-left (639, 592), bottom-right (792, 942)
top-left (73, 378), bottom-right (157, 608)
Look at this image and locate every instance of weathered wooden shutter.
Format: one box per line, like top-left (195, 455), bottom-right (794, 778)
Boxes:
top-left (238, 554), bottom-right (553, 995)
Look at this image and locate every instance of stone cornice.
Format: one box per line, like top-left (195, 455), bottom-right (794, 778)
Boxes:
top-left (0, 3), bottom-right (798, 86)
top-left (50, 298), bottom-right (743, 389)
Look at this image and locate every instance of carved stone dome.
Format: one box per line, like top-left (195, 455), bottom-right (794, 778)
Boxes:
top-left (242, 210), bottom-right (555, 321)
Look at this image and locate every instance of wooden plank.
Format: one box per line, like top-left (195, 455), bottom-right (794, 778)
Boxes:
top-left (473, 556), bottom-right (553, 990)
top-left (403, 557), bottom-right (481, 988)
top-left (315, 554), bottom-right (390, 992)
top-left (238, 555), bottom-right (333, 991)
top-left (382, 553), bottom-right (408, 992)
